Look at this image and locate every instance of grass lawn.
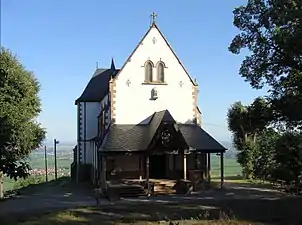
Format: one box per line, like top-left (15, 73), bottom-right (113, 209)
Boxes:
top-left (1, 176), bottom-right (302, 224)
top-left (1, 204), bottom-right (268, 225)
top-left (3, 196), bottom-right (302, 225)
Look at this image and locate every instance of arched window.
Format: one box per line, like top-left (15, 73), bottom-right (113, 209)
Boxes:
top-left (145, 61), bottom-right (153, 82)
top-left (157, 62), bottom-right (165, 82)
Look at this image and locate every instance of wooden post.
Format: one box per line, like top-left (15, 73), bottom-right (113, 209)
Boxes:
top-left (207, 153), bottom-right (211, 183)
top-left (220, 152), bottom-right (224, 189)
top-left (183, 153), bottom-right (187, 180)
top-left (102, 156), bottom-right (107, 189)
top-left (139, 155), bottom-right (142, 180)
top-left (203, 153), bottom-right (207, 180)
top-left (146, 156), bottom-right (150, 195)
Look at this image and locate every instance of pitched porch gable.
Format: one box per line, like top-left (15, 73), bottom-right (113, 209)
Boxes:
top-left (146, 110), bottom-right (175, 141)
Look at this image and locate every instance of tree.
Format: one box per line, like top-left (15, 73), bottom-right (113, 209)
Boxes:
top-left (252, 128), bottom-right (280, 181)
top-left (227, 97), bottom-right (272, 178)
top-left (274, 132), bottom-right (302, 193)
top-left (0, 47), bottom-right (46, 198)
top-left (229, 0), bottom-right (302, 129)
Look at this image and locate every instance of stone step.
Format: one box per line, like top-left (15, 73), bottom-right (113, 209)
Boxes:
top-left (107, 184), bottom-right (147, 198)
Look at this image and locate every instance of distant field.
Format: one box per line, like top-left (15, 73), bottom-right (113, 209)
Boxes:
top-left (210, 155), bottom-right (242, 177)
top-left (3, 153), bottom-right (241, 192)
top-left (3, 153), bottom-right (73, 192)
top-left (29, 154), bottom-right (72, 170)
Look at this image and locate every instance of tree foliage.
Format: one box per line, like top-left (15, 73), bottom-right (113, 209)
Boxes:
top-left (0, 47), bottom-right (46, 180)
top-left (229, 0), bottom-right (302, 128)
top-left (274, 132), bottom-right (302, 190)
top-left (227, 0), bottom-right (302, 193)
top-left (252, 128), bottom-right (280, 181)
top-left (227, 97), bottom-right (272, 178)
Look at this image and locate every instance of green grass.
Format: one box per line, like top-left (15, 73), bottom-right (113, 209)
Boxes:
top-left (210, 155), bottom-right (241, 177)
top-left (29, 154), bottom-right (72, 170)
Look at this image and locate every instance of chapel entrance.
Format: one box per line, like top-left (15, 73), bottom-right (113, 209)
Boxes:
top-left (149, 154), bottom-right (166, 179)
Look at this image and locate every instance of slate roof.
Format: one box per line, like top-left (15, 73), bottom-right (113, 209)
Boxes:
top-left (178, 124), bottom-right (226, 151)
top-left (75, 68), bottom-right (119, 104)
top-left (102, 125), bottom-right (150, 152)
top-left (101, 110), bottom-right (226, 153)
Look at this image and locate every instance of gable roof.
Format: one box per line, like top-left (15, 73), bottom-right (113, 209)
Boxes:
top-left (145, 110), bottom-right (176, 145)
top-left (113, 23), bottom-right (197, 86)
top-left (75, 68), bottom-right (119, 104)
top-left (101, 110), bottom-right (226, 153)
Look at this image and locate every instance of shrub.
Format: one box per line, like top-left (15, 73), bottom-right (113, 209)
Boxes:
top-left (13, 175), bottom-right (44, 189)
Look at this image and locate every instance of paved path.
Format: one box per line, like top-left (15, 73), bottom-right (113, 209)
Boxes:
top-left (0, 181), bottom-right (299, 217)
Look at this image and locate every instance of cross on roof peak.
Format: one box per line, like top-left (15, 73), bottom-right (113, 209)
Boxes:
top-left (150, 12), bottom-right (157, 26)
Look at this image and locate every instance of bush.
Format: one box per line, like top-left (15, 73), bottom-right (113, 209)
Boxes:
top-left (13, 175), bottom-right (44, 190)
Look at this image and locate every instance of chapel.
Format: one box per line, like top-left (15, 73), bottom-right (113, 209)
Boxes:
top-left (71, 14), bottom-right (226, 192)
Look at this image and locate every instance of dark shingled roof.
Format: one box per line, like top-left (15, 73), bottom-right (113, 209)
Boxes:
top-left (75, 68), bottom-right (119, 104)
top-left (103, 125), bottom-right (150, 152)
top-left (101, 110), bottom-right (226, 153)
top-left (178, 124), bottom-right (226, 151)
top-left (103, 110), bottom-right (176, 152)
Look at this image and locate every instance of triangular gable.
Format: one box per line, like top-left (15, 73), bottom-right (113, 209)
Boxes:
top-left (113, 23), bottom-right (197, 86)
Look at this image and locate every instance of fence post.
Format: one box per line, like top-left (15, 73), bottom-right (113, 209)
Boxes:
top-left (54, 139), bottom-right (59, 180)
top-left (44, 146), bottom-right (48, 182)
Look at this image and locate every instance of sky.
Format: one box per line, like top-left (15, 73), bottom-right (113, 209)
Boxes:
top-left (1, 0), bottom-right (268, 145)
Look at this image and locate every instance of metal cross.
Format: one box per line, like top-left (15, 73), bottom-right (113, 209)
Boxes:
top-left (151, 12), bottom-right (157, 24)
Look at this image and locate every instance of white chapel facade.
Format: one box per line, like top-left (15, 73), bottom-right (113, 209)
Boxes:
top-left (72, 14), bottom-right (225, 183)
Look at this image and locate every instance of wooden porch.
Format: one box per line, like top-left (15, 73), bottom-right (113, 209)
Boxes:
top-left (97, 151), bottom-right (225, 198)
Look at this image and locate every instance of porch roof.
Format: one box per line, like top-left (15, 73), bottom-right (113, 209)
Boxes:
top-left (99, 110), bottom-right (226, 153)
top-left (178, 124), bottom-right (226, 152)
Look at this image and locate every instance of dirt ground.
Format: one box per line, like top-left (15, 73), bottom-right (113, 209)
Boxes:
top-left (0, 178), bottom-right (301, 225)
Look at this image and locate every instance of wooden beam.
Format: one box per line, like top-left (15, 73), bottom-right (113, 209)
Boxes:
top-left (220, 152), bottom-right (224, 189)
top-left (139, 156), bottom-right (142, 180)
top-left (101, 156), bottom-right (107, 189)
top-left (183, 153), bottom-right (187, 180)
top-left (146, 156), bottom-right (150, 195)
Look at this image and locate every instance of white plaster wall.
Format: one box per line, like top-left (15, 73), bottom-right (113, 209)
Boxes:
top-left (79, 95), bottom-right (109, 164)
top-left (85, 102), bottom-right (101, 140)
top-left (83, 102), bottom-right (100, 164)
top-left (77, 102), bottom-right (84, 163)
top-left (114, 26), bottom-right (195, 124)
top-left (77, 101), bottom-right (101, 164)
